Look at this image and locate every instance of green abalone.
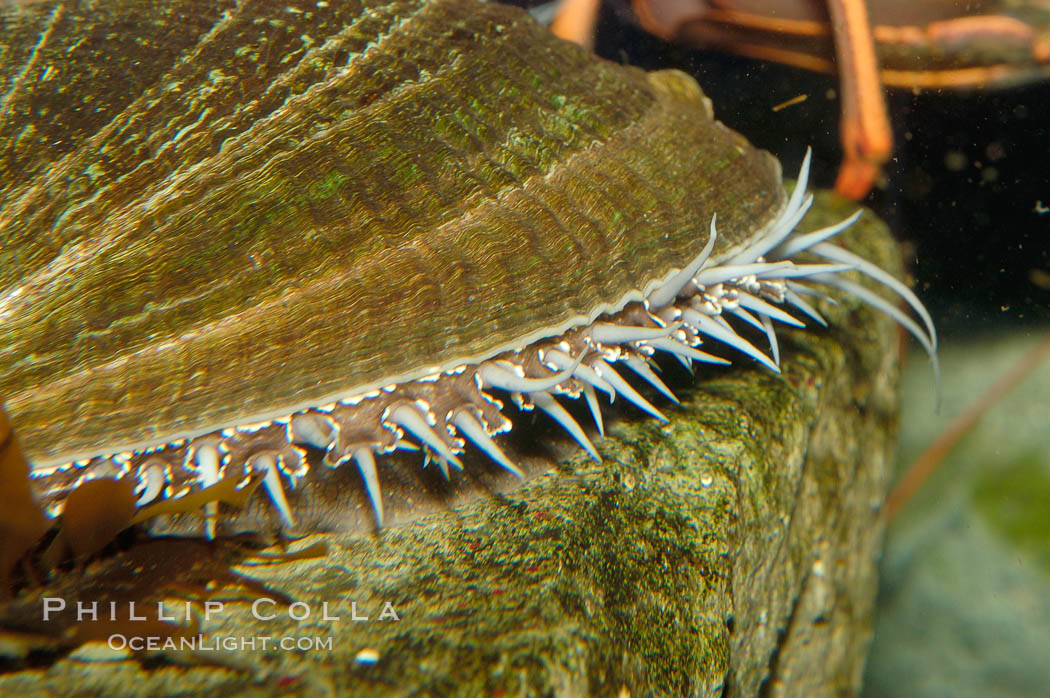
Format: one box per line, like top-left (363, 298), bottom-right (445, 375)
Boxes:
top-left (0, 0), bottom-right (936, 535)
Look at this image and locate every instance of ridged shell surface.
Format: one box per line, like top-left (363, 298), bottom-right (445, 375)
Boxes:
top-left (0, 0), bottom-right (784, 467)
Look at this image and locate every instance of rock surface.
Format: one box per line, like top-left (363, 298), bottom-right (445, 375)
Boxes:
top-left (0, 191), bottom-right (904, 696)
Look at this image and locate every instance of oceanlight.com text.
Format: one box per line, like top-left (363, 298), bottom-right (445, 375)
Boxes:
top-left (107, 634), bottom-right (335, 652)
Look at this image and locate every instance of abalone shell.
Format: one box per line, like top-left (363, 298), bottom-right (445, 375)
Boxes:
top-left (0, 0), bottom-right (934, 533)
top-left (1, 0), bottom-right (780, 465)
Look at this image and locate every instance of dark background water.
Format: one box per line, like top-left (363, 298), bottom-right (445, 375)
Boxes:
top-left (567, 1), bottom-right (1050, 336)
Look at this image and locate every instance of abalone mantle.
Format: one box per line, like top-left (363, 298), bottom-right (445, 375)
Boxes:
top-left (1, 0), bottom-right (934, 532)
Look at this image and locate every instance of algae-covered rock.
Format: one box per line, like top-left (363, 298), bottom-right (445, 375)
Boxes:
top-left (0, 191), bottom-right (904, 696)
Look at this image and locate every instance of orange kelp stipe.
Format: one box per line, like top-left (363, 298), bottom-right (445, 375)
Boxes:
top-left (37, 474), bottom-right (264, 571)
top-left (130, 474), bottom-right (262, 525)
top-left (0, 402), bottom-right (49, 598)
top-left (49, 477), bottom-right (137, 563)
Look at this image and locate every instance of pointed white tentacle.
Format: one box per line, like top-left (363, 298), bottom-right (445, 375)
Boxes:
top-left (623, 355), bottom-right (679, 404)
top-left (290, 414), bottom-right (336, 450)
top-left (479, 355), bottom-right (580, 393)
top-left (756, 262), bottom-right (853, 280)
top-left (545, 349), bottom-right (615, 397)
top-left (193, 443), bottom-right (221, 539)
top-left (730, 195), bottom-right (815, 266)
top-left (432, 454), bottom-right (454, 480)
top-left (530, 390), bottom-right (600, 462)
top-left (682, 309), bottom-right (780, 372)
top-left (644, 336), bottom-right (730, 365)
top-left (729, 306), bottom-right (765, 332)
top-left (773, 210), bottom-right (863, 258)
top-left (736, 291), bottom-right (805, 328)
top-left (808, 241), bottom-right (938, 352)
top-left (352, 447), bottom-right (384, 528)
top-left (760, 314), bottom-right (781, 366)
top-left (728, 149), bottom-right (814, 264)
top-left (813, 273), bottom-right (941, 386)
top-left (255, 453), bottom-right (295, 528)
top-left (580, 382), bottom-right (606, 437)
top-left (193, 443), bottom-right (221, 487)
top-left (647, 214), bottom-right (718, 309)
top-left (590, 322), bottom-right (675, 344)
top-left (452, 409), bottom-right (522, 478)
top-left (593, 359), bottom-right (669, 423)
top-left (387, 403), bottom-right (463, 469)
top-left (784, 284), bottom-right (830, 326)
top-left (694, 261), bottom-right (792, 286)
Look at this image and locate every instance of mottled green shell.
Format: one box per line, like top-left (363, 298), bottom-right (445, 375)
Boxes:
top-left (0, 0), bottom-right (783, 467)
